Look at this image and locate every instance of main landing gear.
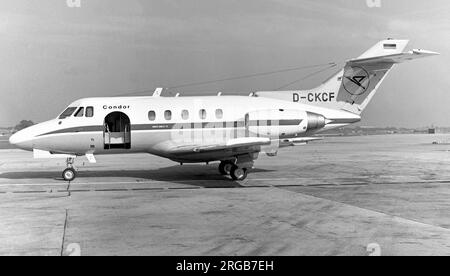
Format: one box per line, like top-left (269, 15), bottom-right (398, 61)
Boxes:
top-left (219, 160), bottom-right (234, 175)
top-left (218, 160), bottom-right (250, 181)
top-left (62, 157), bottom-right (77, 182)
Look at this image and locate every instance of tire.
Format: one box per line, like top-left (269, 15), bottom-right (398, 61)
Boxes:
top-left (62, 168), bottom-right (76, 182)
top-left (230, 165), bottom-right (248, 181)
top-left (219, 161), bottom-right (234, 175)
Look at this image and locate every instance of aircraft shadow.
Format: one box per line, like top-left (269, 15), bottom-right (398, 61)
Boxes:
top-left (0, 165), bottom-right (275, 188)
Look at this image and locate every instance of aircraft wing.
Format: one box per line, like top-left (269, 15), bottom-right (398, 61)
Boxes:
top-left (168, 137), bottom-right (271, 154)
top-left (347, 49), bottom-right (439, 66)
top-left (276, 137), bottom-right (323, 148)
top-left (266, 137), bottom-right (323, 148)
top-left (260, 137), bottom-right (323, 157)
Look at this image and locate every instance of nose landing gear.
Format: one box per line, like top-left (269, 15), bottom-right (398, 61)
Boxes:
top-left (62, 157), bottom-right (77, 182)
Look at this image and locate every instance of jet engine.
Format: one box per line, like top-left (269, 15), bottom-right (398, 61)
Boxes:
top-left (306, 112), bottom-right (326, 131)
top-left (245, 109), bottom-right (308, 137)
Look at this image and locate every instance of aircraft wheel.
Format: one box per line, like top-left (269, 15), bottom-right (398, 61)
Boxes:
top-left (62, 168), bottom-right (77, 182)
top-left (230, 165), bottom-right (248, 181)
top-left (219, 161), bottom-right (234, 175)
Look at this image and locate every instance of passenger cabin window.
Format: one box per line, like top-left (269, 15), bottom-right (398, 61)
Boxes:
top-left (74, 107), bottom-right (84, 117)
top-left (164, 110), bottom-right (172, 120)
top-left (199, 109), bottom-right (207, 120)
top-left (59, 107), bottom-right (77, 119)
top-left (148, 111), bottom-right (156, 121)
top-left (181, 110), bottom-right (189, 120)
top-left (215, 109), bottom-right (223, 119)
top-left (86, 106), bottom-right (94, 117)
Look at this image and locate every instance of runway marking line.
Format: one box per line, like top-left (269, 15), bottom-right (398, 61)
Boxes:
top-left (1, 178), bottom-right (450, 195)
top-left (95, 189), bottom-right (129, 192)
top-left (60, 209), bottom-right (69, 256)
top-left (168, 187), bottom-right (202, 190)
top-left (286, 188), bottom-right (450, 233)
top-left (2, 178), bottom-right (450, 188)
top-left (66, 189), bottom-right (91, 193)
top-left (11, 190), bottom-right (48, 194)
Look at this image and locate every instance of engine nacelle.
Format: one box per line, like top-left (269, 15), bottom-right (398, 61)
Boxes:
top-left (306, 112), bottom-right (326, 131)
top-left (246, 109), bottom-right (308, 137)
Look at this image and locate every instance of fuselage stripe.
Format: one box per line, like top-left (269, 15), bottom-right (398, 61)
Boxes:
top-left (37, 119), bottom-right (303, 137)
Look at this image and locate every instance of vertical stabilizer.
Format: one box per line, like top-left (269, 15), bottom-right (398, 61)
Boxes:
top-left (255, 39), bottom-right (438, 114)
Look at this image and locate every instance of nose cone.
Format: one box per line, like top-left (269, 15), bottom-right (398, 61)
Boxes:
top-left (9, 129), bottom-right (34, 151)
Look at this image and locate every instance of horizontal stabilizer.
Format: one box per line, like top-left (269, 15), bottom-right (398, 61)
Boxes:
top-left (348, 49), bottom-right (440, 66)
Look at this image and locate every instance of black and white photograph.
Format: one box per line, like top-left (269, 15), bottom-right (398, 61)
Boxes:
top-left (0, 0), bottom-right (449, 259)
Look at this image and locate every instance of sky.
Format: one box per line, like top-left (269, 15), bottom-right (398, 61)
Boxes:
top-left (0, 0), bottom-right (449, 127)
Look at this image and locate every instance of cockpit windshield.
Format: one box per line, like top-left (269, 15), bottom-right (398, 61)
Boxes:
top-left (59, 107), bottom-right (77, 119)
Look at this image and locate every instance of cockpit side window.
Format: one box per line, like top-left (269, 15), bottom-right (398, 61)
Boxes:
top-left (74, 107), bottom-right (84, 117)
top-left (86, 106), bottom-right (94, 117)
top-left (59, 107), bottom-right (77, 119)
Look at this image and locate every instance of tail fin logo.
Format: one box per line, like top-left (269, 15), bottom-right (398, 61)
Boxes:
top-left (343, 66), bottom-right (370, 96)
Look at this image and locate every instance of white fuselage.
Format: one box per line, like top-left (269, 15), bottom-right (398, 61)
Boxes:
top-left (9, 95), bottom-right (360, 163)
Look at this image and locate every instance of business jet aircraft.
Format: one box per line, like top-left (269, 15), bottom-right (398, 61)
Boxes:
top-left (9, 39), bottom-right (438, 181)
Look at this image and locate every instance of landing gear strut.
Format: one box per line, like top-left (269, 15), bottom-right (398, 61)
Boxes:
top-left (62, 157), bottom-right (77, 182)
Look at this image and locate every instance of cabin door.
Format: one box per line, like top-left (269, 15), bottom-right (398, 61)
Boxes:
top-left (104, 112), bottom-right (131, 149)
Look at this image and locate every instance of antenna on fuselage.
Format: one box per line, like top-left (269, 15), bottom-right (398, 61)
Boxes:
top-left (153, 87), bottom-right (163, 97)
top-left (174, 93), bottom-right (180, 97)
top-left (217, 92), bottom-right (222, 96)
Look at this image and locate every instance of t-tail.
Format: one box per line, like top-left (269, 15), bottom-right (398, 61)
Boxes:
top-left (255, 39), bottom-right (439, 115)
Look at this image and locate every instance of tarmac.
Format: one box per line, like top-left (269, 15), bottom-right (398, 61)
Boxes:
top-left (0, 134), bottom-right (449, 256)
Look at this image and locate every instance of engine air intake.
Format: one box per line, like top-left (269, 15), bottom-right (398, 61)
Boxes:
top-left (306, 112), bottom-right (326, 131)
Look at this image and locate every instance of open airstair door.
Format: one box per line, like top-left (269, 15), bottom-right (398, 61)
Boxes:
top-left (104, 111), bottom-right (131, 150)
